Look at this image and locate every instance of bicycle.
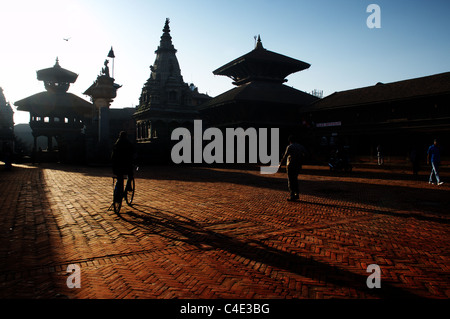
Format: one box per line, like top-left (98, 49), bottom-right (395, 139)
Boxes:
top-left (112, 173), bottom-right (135, 214)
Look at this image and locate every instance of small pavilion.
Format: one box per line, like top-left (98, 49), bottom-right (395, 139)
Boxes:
top-left (15, 58), bottom-right (93, 162)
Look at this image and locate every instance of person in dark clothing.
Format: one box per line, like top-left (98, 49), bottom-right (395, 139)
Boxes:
top-left (377, 144), bottom-right (383, 165)
top-left (427, 139), bottom-right (443, 185)
top-left (111, 131), bottom-right (135, 198)
top-left (279, 135), bottom-right (308, 201)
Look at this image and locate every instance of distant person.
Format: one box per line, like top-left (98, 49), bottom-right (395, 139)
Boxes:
top-left (427, 139), bottom-right (443, 185)
top-left (377, 144), bottom-right (383, 165)
top-left (279, 135), bottom-right (308, 201)
top-left (111, 131), bottom-right (135, 195)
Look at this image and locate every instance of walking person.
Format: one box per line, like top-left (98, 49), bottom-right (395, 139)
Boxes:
top-left (278, 135), bottom-right (308, 201)
top-left (377, 144), bottom-right (383, 165)
top-left (427, 139), bottom-right (443, 186)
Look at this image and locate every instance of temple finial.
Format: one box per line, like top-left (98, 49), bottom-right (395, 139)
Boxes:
top-left (163, 18), bottom-right (170, 33)
top-left (54, 57), bottom-right (61, 68)
top-left (255, 35), bottom-right (264, 50)
top-left (108, 46), bottom-right (115, 58)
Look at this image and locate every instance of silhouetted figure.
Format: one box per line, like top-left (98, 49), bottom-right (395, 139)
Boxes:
top-left (427, 139), bottom-right (443, 185)
top-left (102, 59), bottom-right (110, 78)
top-left (111, 131), bottom-right (134, 195)
top-left (377, 144), bottom-right (383, 165)
top-left (328, 147), bottom-right (352, 172)
top-left (279, 135), bottom-right (307, 201)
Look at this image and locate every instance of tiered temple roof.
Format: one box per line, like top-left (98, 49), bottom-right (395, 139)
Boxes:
top-left (15, 58), bottom-right (92, 118)
top-left (201, 36), bottom-right (318, 111)
top-left (214, 36), bottom-right (311, 85)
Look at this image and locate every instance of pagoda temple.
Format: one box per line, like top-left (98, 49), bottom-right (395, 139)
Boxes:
top-left (15, 58), bottom-right (93, 163)
top-left (200, 36), bottom-right (319, 147)
top-left (133, 18), bottom-right (211, 162)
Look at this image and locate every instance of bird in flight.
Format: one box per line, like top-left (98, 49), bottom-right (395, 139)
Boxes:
top-left (63, 37), bottom-right (71, 41)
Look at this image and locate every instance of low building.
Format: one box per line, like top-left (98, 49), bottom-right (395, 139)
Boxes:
top-left (302, 72), bottom-right (450, 164)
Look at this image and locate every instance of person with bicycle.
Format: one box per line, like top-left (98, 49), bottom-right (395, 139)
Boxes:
top-left (111, 131), bottom-right (135, 201)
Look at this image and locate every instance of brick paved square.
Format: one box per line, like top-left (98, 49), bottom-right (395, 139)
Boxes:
top-left (0, 163), bottom-right (449, 300)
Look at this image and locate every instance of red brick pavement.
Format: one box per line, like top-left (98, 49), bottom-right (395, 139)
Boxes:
top-left (0, 163), bottom-right (449, 300)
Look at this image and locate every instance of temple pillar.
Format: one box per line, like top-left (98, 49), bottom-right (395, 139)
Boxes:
top-left (96, 98), bottom-right (111, 143)
top-left (83, 56), bottom-right (121, 162)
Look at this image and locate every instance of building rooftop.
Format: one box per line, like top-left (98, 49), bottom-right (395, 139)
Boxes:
top-left (213, 36), bottom-right (311, 86)
top-left (36, 58), bottom-right (78, 84)
top-left (15, 91), bottom-right (92, 118)
top-left (308, 71), bottom-right (450, 111)
top-left (200, 81), bottom-right (318, 110)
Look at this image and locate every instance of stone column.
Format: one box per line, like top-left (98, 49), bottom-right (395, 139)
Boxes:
top-left (95, 98), bottom-right (110, 143)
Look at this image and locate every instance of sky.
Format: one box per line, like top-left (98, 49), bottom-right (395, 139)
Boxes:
top-left (1, 0), bottom-right (450, 125)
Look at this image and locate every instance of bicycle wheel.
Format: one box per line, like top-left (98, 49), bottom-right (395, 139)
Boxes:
top-left (125, 178), bottom-right (135, 206)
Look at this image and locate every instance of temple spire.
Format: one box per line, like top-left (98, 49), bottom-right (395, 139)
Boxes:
top-left (255, 35), bottom-right (264, 50)
top-left (156, 17), bottom-right (176, 53)
top-left (163, 18), bottom-right (170, 34)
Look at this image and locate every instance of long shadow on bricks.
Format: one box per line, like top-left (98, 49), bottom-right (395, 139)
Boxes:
top-left (43, 163), bottom-right (450, 218)
top-left (0, 165), bottom-right (62, 298)
top-left (115, 203), bottom-right (421, 299)
top-left (297, 198), bottom-right (449, 225)
top-left (141, 165), bottom-right (450, 217)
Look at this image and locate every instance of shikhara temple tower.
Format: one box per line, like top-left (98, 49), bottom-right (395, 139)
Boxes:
top-left (134, 18), bottom-right (210, 161)
top-left (15, 58), bottom-right (92, 163)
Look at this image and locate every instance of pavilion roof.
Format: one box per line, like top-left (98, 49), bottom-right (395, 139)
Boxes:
top-left (213, 36), bottom-right (310, 86)
top-left (15, 91), bottom-right (93, 118)
top-left (200, 81), bottom-right (318, 110)
top-left (36, 58), bottom-right (78, 83)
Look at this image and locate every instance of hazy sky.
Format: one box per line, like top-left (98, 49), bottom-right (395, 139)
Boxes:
top-left (2, 0), bottom-right (450, 125)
